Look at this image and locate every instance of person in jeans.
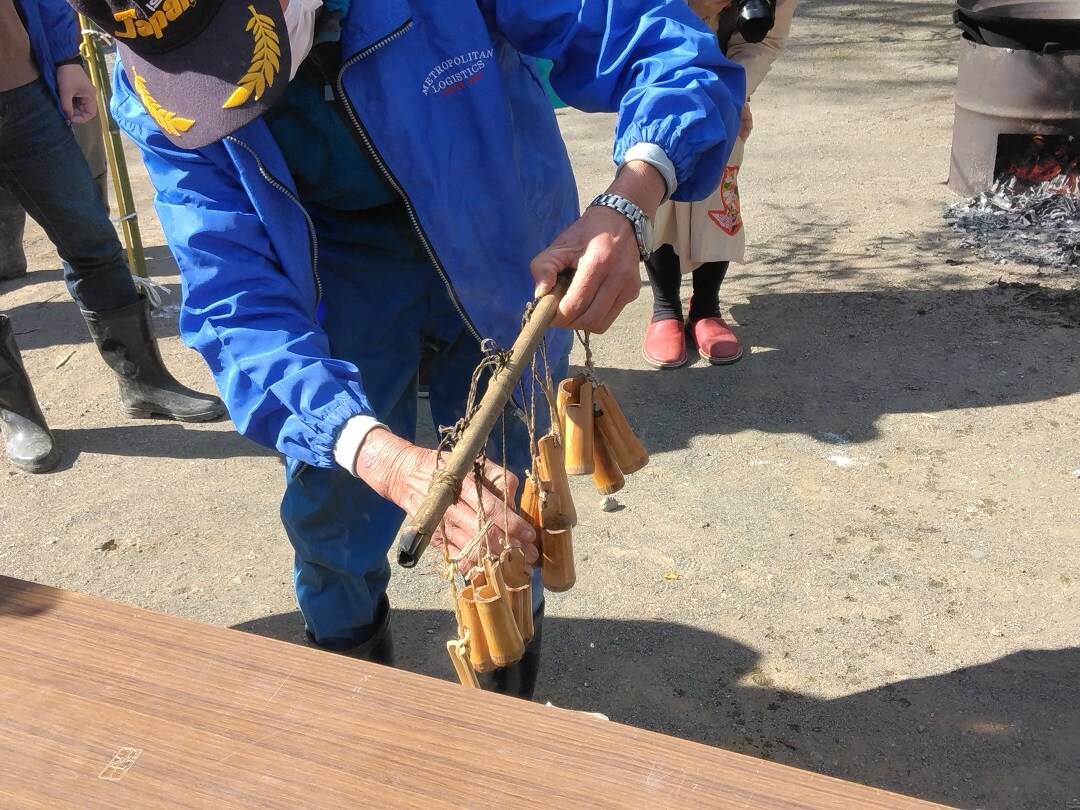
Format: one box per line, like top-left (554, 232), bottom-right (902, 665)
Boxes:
top-left (0, 0), bottom-right (224, 473)
top-left (0, 114), bottom-right (109, 281)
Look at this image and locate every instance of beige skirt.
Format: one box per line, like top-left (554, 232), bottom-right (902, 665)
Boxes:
top-left (652, 139), bottom-right (745, 273)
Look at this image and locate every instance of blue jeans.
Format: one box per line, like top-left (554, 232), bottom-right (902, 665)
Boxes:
top-left (283, 246), bottom-right (567, 647)
top-left (0, 79), bottom-right (137, 313)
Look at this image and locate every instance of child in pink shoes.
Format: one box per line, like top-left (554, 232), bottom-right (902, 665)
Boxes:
top-left (642, 0), bottom-right (798, 369)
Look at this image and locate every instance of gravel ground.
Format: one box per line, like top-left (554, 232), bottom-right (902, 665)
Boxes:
top-left (2, 2), bottom-right (1078, 808)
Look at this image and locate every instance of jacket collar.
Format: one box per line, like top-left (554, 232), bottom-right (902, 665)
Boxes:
top-left (340, 0), bottom-right (412, 62)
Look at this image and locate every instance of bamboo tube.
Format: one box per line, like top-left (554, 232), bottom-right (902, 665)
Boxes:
top-left (592, 383), bottom-right (648, 475)
top-left (556, 374), bottom-right (587, 435)
top-left (474, 580), bottom-right (524, 667)
top-left (447, 638), bottom-right (481, 688)
top-left (456, 587), bottom-right (496, 673)
top-left (563, 382), bottom-right (594, 476)
top-left (498, 549), bottom-right (534, 644)
top-left (536, 433), bottom-right (577, 527)
top-left (78, 17), bottom-right (148, 278)
top-left (482, 555), bottom-right (508, 599)
top-left (506, 580), bottom-right (533, 644)
top-left (591, 430), bottom-right (625, 496)
top-left (540, 527), bottom-right (576, 592)
top-left (470, 567), bottom-right (489, 591)
top-left (395, 274), bottom-right (571, 568)
top-left (519, 475), bottom-right (541, 529)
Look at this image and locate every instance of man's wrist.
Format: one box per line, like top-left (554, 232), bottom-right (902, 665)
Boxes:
top-left (334, 415), bottom-right (389, 476)
top-left (55, 56), bottom-right (83, 68)
top-left (588, 193), bottom-right (653, 259)
top-left (350, 425), bottom-right (417, 505)
top-left (620, 143), bottom-right (677, 204)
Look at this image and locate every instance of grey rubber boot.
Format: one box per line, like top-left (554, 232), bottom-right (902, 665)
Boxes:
top-left (306, 595), bottom-right (396, 667)
top-left (476, 604), bottom-right (544, 700)
top-left (82, 298), bottom-right (226, 422)
top-left (0, 193), bottom-right (27, 282)
top-left (0, 315), bottom-right (59, 473)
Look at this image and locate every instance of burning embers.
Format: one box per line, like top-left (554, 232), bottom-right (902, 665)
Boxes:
top-left (997, 135), bottom-right (1080, 194)
top-left (945, 134), bottom-right (1080, 270)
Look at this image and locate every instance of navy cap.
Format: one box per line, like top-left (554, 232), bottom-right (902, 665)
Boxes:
top-left (72, 0), bottom-right (291, 148)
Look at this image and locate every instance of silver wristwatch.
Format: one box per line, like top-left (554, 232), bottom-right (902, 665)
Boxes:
top-left (589, 193), bottom-right (654, 260)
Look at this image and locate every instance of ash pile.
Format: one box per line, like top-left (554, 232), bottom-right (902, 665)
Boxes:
top-left (944, 137), bottom-right (1080, 271)
top-left (945, 179), bottom-right (1080, 270)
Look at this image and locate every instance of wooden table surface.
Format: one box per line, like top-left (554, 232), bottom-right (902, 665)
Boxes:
top-left (0, 576), bottom-right (950, 809)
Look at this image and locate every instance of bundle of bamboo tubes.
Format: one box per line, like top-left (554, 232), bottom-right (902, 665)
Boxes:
top-left (525, 376), bottom-right (649, 595)
top-left (447, 379), bottom-right (647, 685)
top-left (557, 375), bottom-right (648, 494)
top-left (448, 547), bottom-right (534, 685)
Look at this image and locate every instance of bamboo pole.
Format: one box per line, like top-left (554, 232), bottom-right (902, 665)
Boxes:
top-left (78, 18), bottom-right (148, 278)
top-left (396, 273), bottom-right (572, 568)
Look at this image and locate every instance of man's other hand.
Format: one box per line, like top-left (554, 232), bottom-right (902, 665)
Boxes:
top-left (57, 64), bottom-right (98, 124)
top-left (353, 428), bottom-right (537, 570)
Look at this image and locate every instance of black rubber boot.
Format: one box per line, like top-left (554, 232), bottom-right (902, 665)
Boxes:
top-left (0, 193), bottom-right (27, 282)
top-left (0, 315), bottom-right (59, 473)
top-left (477, 604), bottom-right (544, 700)
top-left (306, 596), bottom-right (396, 667)
top-left (81, 298), bottom-right (226, 422)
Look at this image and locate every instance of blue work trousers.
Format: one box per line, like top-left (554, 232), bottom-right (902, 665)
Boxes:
top-left (282, 246), bottom-right (567, 647)
top-left (0, 79), bottom-right (137, 312)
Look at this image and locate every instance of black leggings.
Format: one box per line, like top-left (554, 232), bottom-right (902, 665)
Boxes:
top-left (643, 244), bottom-right (728, 323)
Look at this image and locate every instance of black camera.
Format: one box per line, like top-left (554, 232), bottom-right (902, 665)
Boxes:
top-left (736, 0), bottom-right (777, 43)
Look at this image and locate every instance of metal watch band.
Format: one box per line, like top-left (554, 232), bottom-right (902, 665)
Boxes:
top-left (588, 193), bottom-right (651, 259)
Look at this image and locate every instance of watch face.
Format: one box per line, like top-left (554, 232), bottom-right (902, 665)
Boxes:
top-left (640, 216), bottom-right (655, 256)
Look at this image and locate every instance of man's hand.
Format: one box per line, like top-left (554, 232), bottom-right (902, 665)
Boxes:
top-left (530, 159), bottom-right (666, 333)
top-left (529, 206), bottom-right (640, 333)
top-left (353, 428), bottom-right (537, 569)
top-left (56, 63), bottom-right (98, 124)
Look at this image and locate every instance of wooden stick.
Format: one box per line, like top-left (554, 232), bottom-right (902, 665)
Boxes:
top-left (396, 273), bottom-right (572, 568)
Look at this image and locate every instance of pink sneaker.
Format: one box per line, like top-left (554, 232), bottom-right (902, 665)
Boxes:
top-left (641, 318), bottom-right (688, 369)
top-left (690, 316), bottom-right (743, 365)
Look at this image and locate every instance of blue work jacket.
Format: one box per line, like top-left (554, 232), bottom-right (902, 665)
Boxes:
top-left (16, 0), bottom-right (81, 111)
top-left (112, 0), bottom-right (745, 469)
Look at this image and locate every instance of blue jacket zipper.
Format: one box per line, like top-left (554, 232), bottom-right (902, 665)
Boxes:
top-left (333, 20), bottom-right (487, 349)
top-left (223, 135), bottom-right (323, 307)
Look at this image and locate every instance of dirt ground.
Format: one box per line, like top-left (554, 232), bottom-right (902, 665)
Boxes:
top-left (2, 2), bottom-right (1078, 808)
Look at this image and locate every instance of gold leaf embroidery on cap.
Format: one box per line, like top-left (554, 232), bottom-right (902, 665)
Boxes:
top-left (131, 67), bottom-right (195, 136)
top-left (222, 5), bottom-right (281, 109)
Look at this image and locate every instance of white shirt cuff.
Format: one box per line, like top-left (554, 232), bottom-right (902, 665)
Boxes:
top-left (621, 142), bottom-right (678, 204)
top-left (333, 415), bottom-right (389, 475)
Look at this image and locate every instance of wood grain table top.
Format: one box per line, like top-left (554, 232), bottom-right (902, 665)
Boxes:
top-left (0, 575), bottom-right (951, 809)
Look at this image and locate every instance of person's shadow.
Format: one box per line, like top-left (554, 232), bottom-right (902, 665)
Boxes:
top-left (233, 607), bottom-right (1079, 810)
top-left (593, 279), bottom-right (1079, 455)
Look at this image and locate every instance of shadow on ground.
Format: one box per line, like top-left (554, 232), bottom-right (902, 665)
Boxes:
top-left (233, 607), bottom-right (1078, 810)
top-left (598, 282), bottom-right (1078, 452)
top-left (45, 423), bottom-right (275, 469)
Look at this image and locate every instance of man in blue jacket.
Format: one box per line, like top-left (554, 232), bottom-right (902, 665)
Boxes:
top-left (0, 0), bottom-right (224, 473)
top-left (71, 0), bottom-right (745, 696)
